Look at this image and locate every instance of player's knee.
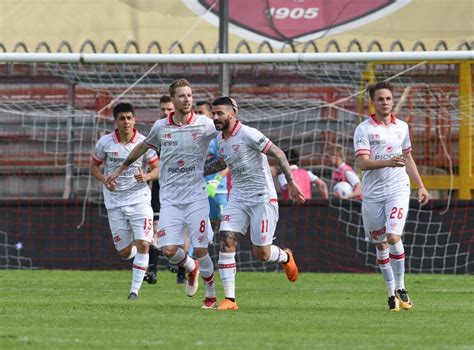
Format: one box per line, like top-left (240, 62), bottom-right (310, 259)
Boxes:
top-left (161, 246), bottom-right (177, 259)
top-left (387, 234), bottom-right (401, 245)
top-left (134, 240), bottom-right (149, 253)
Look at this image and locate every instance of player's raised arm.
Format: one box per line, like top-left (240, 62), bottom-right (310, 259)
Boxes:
top-left (106, 141), bottom-right (149, 185)
top-left (266, 144), bottom-right (305, 206)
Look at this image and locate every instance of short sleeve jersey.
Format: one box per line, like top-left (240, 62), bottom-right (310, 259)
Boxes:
top-left (353, 114), bottom-right (412, 202)
top-left (216, 121), bottom-right (277, 204)
top-left (92, 129), bottom-right (158, 209)
top-left (144, 112), bottom-right (217, 207)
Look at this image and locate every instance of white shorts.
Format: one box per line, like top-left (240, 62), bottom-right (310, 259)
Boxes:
top-left (219, 199), bottom-right (279, 246)
top-left (107, 202), bottom-right (154, 251)
top-left (362, 193), bottom-right (410, 243)
top-left (156, 199), bottom-right (214, 249)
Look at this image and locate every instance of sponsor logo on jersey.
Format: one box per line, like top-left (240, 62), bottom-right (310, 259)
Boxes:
top-left (374, 152), bottom-right (402, 160)
top-left (164, 133), bottom-right (172, 139)
top-left (162, 141), bottom-right (178, 146)
top-left (231, 166), bottom-right (245, 176)
top-left (168, 165), bottom-right (197, 173)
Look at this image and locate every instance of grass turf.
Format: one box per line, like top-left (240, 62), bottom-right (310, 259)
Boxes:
top-left (0, 271), bottom-right (473, 349)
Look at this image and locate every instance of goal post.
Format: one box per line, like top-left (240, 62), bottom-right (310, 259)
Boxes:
top-left (0, 51), bottom-right (472, 272)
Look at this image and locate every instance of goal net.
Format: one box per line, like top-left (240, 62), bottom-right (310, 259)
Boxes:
top-left (0, 52), bottom-right (472, 273)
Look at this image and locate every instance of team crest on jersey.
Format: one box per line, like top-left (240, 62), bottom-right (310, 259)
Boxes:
top-left (394, 132), bottom-right (402, 140)
top-left (373, 134), bottom-right (380, 140)
top-left (191, 132), bottom-right (199, 140)
top-left (111, 151), bottom-right (119, 157)
top-left (386, 145), bottom-right (393, 153)
top-left (177, 159), bottom-right (185, 167)
top-left (164, 133), bottom-right (172, 139)
top-left (232, 144), bottom-right (240, 153)
top-left (183, 0), bottom-right (410, 48)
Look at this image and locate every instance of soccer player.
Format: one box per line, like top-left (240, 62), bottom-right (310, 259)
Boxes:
top-left (208, 97), bottom-right (305, 311)
top-left (329, 144), bottom-right (362, 200)
top-left (195, 100), bottom-right (230, 232)
top-left (278, 148), bottom-right (328, 200)
top-left (354, 81), bottom-right (429, 311)
top-left (107, 79), bottom-right (218, 309)
top-left (144, 95), bottom-right (176, 285)
top-left (90, 102), bottom-right (159, 300)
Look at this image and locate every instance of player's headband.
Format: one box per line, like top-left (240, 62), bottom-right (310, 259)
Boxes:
top-left (212, 96), bottom-right (238, 114)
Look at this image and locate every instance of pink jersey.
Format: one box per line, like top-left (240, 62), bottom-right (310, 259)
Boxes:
top-left (279, 167), bottom-right (312, 199)
top-left (353, 114), bottom-right (412, 202)
top-left (332, 163), bottom-right (362, 199)
top-left (92, 129), bottom-right (158, 209)
top-left (216, 121), bottom-right (277, 204)
top-left (144, 112), bottom-right (217, 207)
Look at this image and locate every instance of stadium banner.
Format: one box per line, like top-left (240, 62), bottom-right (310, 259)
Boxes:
top-left (1, 199), bottom-right (472, 273)
top-left (0, 0), bottom-right (472, 52)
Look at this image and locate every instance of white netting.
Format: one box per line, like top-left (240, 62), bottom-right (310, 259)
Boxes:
top-left (0, 58), bottom-right (471, 273)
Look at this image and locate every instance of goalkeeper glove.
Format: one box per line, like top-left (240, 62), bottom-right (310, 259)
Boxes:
top-left (206, 175), bottom-right (223, 198)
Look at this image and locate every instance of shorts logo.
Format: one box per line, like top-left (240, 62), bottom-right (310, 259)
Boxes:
top-left (157, 229), bottom-right (166, 238)
top-left (222, 215), bottom-right (231, 221)
top-left (197, 235), bottom-right (205, 244)
top-left (113, 235), bottom-right (121, 243)
top-left (369, 227), bottom-right (386, 240)
top-left (390, 222), bottom-right (398, 230)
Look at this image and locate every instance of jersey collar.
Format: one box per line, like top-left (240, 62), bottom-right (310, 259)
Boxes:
top-left (113, 128), bottom-right (139, 144)
top-left (223, 120), bottom-right (242, 140)
top-left (167, 111), bottom-right (195, 127)
top-left (369, 114), bottom-right (397, 126)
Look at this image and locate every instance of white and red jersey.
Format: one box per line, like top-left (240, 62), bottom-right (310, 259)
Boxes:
top-left (92, 129), bottom-right (158, 209)
top-left (144, 112), bottom-right (217, 207)
top-left (354, 114), bottom-right (412, 202)
top-left (217, 121), bottom-right (277, 204)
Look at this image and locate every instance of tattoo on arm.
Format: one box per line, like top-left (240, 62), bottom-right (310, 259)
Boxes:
top-left (268, 144), bottom-right (293, 184)
top-left (204, 158), bottom-right (227, 176)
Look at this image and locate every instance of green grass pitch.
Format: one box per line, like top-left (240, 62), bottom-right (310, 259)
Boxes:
top-left (0, 271), bottom-right (472, 349)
